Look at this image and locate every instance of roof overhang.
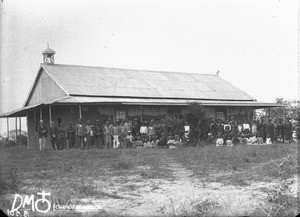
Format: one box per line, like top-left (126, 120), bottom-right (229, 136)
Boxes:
top-left (0, 96), bottom-right (284, 118)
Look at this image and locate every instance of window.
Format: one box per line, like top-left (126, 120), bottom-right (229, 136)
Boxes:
top-left (216, 112), bottom-right (225, 121)
top-left (116, 110), bottom-right (126, 121)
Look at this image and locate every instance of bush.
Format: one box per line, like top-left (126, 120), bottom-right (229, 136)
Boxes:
top-left (185, 102), bottom-right (210, 143)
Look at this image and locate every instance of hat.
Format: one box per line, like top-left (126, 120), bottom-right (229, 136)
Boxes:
top-left (128, 130), bottom-right (132, 133)
top-left (39, 120), bottom-right (44, 123)
top-left (96, 119), bottom-right (100, 122)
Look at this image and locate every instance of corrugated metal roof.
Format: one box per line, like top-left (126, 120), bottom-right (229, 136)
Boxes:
top-left (41, 64), bottom-right (256, 101)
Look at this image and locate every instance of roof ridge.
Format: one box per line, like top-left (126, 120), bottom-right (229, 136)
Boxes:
top-left (42, 63), bottom-right (218, 76)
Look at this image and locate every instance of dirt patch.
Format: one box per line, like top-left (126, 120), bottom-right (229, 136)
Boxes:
top-left (72, 158), bottom-right (298, 216)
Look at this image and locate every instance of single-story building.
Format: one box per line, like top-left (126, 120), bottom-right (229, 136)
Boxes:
top-left (0, 47), bottom-right (281, 148)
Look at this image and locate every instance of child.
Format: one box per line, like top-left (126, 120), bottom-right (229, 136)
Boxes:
top-left (225, 134), bottom-right (233, 146)
top-left (240, 135), bottom-right (248, 145)
top-left (174, 135), bottom-right (182, 147)
top-left (150, 138), bottom-right (156, 148)
top-left (157, 134), bottom-right (167, 148)
top-left (125, 131), bottom-right (134, 148)
top-left (232, 133), bottom-right (240, 145)
top-left (167, 136), bottom-right (176, 149)
top-left (112, 122), bottom-right (120, 148)
top-left (276, 135), bottom-right (283, 143)
top-left (183, 121), bottom-right (191, 142)
top-left (257, 133), bottom-right (264, 145)
top-left (292, 130), bottom-right (297, 142)
top-left (216, 133), bottom-right (224, 146)
top-left (135, 136), bottom-right (143, 148)
top-left (266, 134), bottom-right (272, 145)
top-left (248, 133), bottom-right (258, 145)
top-left (143, 138), bottom-right (151, 148)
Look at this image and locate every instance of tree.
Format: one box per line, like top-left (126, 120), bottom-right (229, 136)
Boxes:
top-left (184, 102), bottom-right (210, 144)
top-left (265, 98), bottom-right (300, 119)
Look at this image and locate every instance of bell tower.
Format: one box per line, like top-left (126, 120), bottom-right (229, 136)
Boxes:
top-left (42, 43), bottom-right (55, 64)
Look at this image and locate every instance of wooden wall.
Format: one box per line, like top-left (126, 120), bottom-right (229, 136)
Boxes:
top-left (26, 69), bottom-right (67, 106)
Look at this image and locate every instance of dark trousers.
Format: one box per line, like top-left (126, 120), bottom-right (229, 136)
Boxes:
top-left (67, 137), bottom-right (75, 148)
top-left (76, 135), bottom-right (84, 149)
top-left (96, 135), bottom-right (103, 148)
top-left (50, 137), bottom-right (58, 150)
top-left (90, 136), bottom-right (96, 148)
top-left (58, 137), bottom-right (66, 150)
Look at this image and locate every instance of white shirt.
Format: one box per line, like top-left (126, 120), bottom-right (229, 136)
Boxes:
top-left (243, 123), bottom-right (250, 130)
top-left (216, 138), bottom-right (224, 146)
top-left (184, 126), bottom-right (190, 132)
top-left (140, 126), bottom-right (148, 134)
top-left (266, 138), bottom-right (272, 145)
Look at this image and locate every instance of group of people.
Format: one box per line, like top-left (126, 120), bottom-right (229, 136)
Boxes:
top-left (36, 117), bottom-right (190, 151)
top-left (210, 116), bottom-right (296, 146)
top-left (36, 115), bottom-right (297, 151)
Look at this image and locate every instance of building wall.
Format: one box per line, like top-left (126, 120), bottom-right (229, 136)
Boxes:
top-left (26, 70), bottom-right (67, 106)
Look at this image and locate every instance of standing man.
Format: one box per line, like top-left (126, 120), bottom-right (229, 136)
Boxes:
top-left (132, 118), bottom-right (141, 137)
top-left (49, 121), bottom-right (58, 150)
top-left (284, 118), bottom-right (293, 143)
top-left (58, 122), bottom-right (67, 150)
top-left (95, 119), bottom-right (104, 149)
top-left (66, 123), bottom-right (76, 149)
top-left (119, 121), bottom-right (126, 148)
top-left (85, 120), bottom-right (92, 149)
top-left (37, 120), bottom-right (48, 151)
top-left (104, 120), bottom-right (113, 149)
top-left (124, 118), bottom-right (132, 134)
top-left (266, 119), bottom-right (275, 143)
top-left (147, 119), bottom-right (156, 142)
top-left (112, 122), bottom-right (121, 148)
top-left (210, 119), bottom-right (219, 139)
top-left (76, 118), bottom-right (85, 150)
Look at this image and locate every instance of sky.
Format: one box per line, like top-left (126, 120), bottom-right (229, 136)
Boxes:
top-left (0, 0), bottom-right (299, 134)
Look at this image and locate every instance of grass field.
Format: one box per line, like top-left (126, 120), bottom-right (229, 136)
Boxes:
top-left (0, 143), bottom-right (298, 217)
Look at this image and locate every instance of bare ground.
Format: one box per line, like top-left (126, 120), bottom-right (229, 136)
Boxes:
top-left (68, 157), bottom-right (298, 217)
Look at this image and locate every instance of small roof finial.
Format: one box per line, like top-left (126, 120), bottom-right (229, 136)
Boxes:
top-left (216, 70), bottom-right (220, 76)
top-left (47, 42), bottom-right (49, 49)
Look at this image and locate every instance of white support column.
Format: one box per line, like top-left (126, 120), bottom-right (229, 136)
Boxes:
top-left (40, 107), bottom-right (43, 120)
top-left (109, 105), bottom-right (111, 121)
top-left (15, 117), bottom-right (18, 144)
top-left (79, 105), bottom-right (82, 119)
top-left (165, 105), bottom-right (168, 120)
top-left (33, 109), bottom-right (36, 149)
top-left (7, 117), bottom-right (9, 142)
top-left (49, 105), bottom-right (52, 123)
top-left (140, 105), bottom-right (143, 123)
top-left (226, 106), bottom-right (229, 122)
top-left (19, 117), bottom-right (21, 136)
top-left (26, 112), bottom-right (29, 148)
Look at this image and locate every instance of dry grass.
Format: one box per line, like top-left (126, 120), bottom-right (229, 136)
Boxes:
top-left (0, 143), bottom-right (298, 216)
top-left (170, 143), bottom-right (298, 185)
